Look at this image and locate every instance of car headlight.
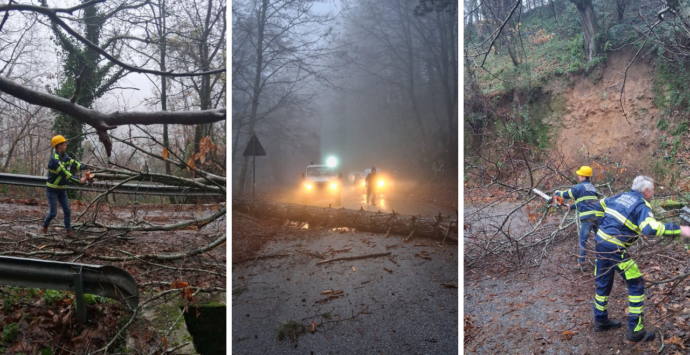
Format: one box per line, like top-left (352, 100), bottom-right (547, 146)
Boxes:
top-left (362, 182), bottom-right (365, 186)
top-left (305, 184), bottom-right (312, 189)
top-left (378, 180), bottom-right (384, 187)
top-left (330, 183), bottom-right (338, 189)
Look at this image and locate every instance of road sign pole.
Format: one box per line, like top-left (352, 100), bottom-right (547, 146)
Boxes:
top-left (243, 132), bottom-right (265, 199)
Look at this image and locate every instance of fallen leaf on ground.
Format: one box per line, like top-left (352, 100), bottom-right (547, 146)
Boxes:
top-left (171, 281), bottom-right (189, 289)
top-left (352, 266), bottom-right (356, 272)
top-left (321, 290), bottom-right (333, 295)
top-left (310, 321), bottom-right (316, 333)
top-left (561, 330), bottom-right (576, 340)
top-left (666, 335), bottom-right (685, 349)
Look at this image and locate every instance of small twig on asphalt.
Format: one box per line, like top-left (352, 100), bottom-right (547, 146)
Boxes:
top-left (404, 230), bottom-right (416, 243)
top-left (296, 250), bottom-right (326, 259)
top-left (502, 308), bottom-right (518, 316)
top-left (316, 253), bottom-right (391, 265)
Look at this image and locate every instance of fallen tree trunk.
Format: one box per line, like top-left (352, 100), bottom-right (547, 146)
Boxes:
top-left (232, 199), bottom-right (457, 241)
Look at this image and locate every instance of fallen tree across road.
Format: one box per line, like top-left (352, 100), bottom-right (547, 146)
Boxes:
top-left (232, 199), bottom-right (457, 242)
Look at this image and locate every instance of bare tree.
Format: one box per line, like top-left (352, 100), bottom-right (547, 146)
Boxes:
top-left (232, 0), bottom-right (341, 195)
top-left (0, 1), bottom-right (227, 158)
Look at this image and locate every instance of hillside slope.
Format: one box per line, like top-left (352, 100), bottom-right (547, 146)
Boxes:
top-left (549, 50), bottom-right (659, 165)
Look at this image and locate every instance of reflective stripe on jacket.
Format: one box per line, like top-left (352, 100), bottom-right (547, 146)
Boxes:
top-left (596, 190), bottom-right (680, 248)
top-left (46, 153), bottom-right (83, 189)
top-left (555, 181), bottom-right (603, 221)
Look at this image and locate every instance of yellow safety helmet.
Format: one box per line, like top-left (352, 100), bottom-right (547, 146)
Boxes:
top-left (576, 166), bottom-right (593, 177)
top-left (51, 135), bottom-right (66, 147)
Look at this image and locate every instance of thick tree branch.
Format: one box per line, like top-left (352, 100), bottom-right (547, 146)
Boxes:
top-left (0, 76), bottom-right (225, 156)
top-left (1, 2), bottom-right (226, 77)
top-left (0, 75), bottom-right (225, 126)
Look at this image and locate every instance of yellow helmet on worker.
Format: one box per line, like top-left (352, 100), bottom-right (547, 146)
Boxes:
top-left (51, 135), bottom-right (66, 147)
top-left (576, 166), bottom-right (593, 177)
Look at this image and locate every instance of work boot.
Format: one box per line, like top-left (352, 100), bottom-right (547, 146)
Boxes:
top-left (572, 262), bottom-right (589, 272)
top-left (65, 230), bottom-right (74, 238)
top-left (594, 318), bottom-right (621, 332)
top-left (40, 226), bottom-right (48, 235)
top-left (627, 329), bottom-right (656, 342)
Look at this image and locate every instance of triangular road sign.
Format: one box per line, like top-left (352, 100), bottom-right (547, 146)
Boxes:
top-left (243, 133), bottom-right (266, 156)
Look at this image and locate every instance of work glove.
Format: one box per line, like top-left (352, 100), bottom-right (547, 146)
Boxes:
top-left (681, 225), bottom-right (690, 238)
top-left (80, 177), bottom-right (87, 185)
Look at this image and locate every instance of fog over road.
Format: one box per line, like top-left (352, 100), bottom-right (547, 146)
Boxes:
top-left (262, 179), bottom-right (456, 218)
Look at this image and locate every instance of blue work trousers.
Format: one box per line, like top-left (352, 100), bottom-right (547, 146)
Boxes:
top-left (593, 243), bottom-right (645, 332)
top-left (42, 188), bottom-right (71, 231)
top-left (578, 219), bottom-right (598, 263)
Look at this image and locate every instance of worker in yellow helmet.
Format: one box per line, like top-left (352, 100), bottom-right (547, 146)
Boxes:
top-left (553, 166), bottom-right (603, 272)
top-left (41, 135), bottom-right (91, 237)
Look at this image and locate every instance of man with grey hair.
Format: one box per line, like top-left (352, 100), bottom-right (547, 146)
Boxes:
top-left (592, 175), bottom-right (690, 342)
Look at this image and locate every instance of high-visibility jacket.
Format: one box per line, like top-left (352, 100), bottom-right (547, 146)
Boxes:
top-left (596, 190), bottom-right (680, 249)
top-left (555, 181), bottom-right (603, 221)
top-left (46, 153), bottom-right (87, 190)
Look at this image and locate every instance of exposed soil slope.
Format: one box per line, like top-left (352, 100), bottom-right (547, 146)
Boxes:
top-left (551, 50), bottom-right (659, 165)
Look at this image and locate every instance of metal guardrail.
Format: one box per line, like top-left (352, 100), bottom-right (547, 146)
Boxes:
top-left (0, 173), bottom-right (223, 196)
top-left (0, 256), bottom-right (138, 323)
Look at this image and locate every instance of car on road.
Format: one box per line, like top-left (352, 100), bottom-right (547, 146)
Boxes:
top-left (302, 164), bottom-right (342, 206)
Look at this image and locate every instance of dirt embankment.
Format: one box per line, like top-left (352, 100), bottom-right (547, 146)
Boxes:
top-left (548, 49), bottom-right (660, 166)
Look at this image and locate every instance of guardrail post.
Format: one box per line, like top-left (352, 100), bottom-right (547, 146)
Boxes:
top-left (73, 266), bottom-right (87, 324)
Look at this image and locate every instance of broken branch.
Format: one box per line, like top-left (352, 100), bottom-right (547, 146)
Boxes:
top-left (315, 252), bottom-right (392, 265)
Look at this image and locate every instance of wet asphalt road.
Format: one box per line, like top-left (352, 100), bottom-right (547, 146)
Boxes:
top-left (232, 228), bottom-right (458, 355)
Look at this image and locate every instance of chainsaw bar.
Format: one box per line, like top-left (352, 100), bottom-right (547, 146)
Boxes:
top-left (532, 188), bottom-right (551, 201)
top-left (532, 188), bottom-right (563, 207)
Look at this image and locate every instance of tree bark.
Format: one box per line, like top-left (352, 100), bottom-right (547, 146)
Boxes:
top-left (615, 0), bottom-right (626, 23)
top-left (232, 199), bottom-right (458, 241)
top-left (570, 0), bottom-right (599, 61)
top-left (237, 0), bottom-right (268, 196)
top-left (158, 0), bottom-right (175, 203)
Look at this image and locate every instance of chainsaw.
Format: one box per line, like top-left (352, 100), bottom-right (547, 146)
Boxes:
top-left (532, 188), bottom-right (563, 207)
top-left (533, 188), bottom-right (571, 228)
top-left (84, 171), bottom-right (95, 185)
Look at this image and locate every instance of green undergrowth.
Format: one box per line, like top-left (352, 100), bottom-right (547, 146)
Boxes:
top-left (470, 0), bottom-right (609, 96)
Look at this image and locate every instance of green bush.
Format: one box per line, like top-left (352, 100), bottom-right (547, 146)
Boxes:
top-left (672, 138), bottom-right (682, 156)
top-left (2, 323), bottom-right (18, 342)
top-left (499, 107), bottom-right (549, 149)
top-left (656, 61), bottom-right (690, 114)
top-left (673, 122), bottom-right (688, 136)
top-left (657, 118), bottom-right (669, 131)
top-left (42, 289), bottom-right (63, 305)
